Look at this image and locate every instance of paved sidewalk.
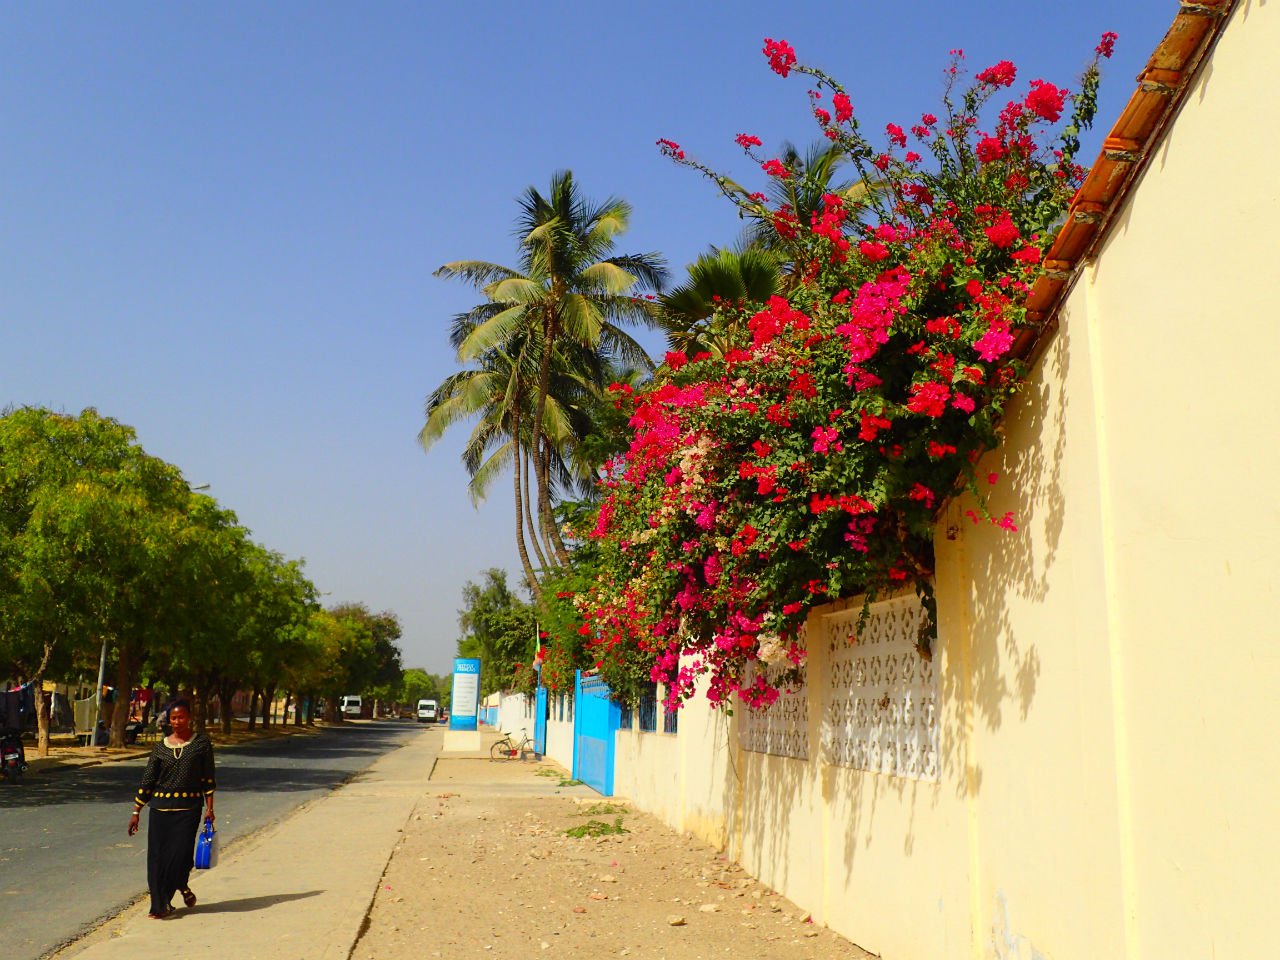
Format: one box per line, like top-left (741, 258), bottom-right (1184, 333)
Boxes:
top-left (52, 725), bottom-right (443, 960)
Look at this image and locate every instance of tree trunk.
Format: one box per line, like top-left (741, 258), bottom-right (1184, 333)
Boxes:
top-left (218, 680), bottom-right (237, 735)
top-left (326, 698), bottom-right (339, 724)
top-left (520, 438), bottom-right (549, 574)
top-left (537, 438), bottom-right (571, 565)
top-left (109, 643), bottom-right (137, 748)
top-left (512, 420), bottom-right (544, 605)
top-left (36, 688), bottom-right (51, 757)
top-left (530, 313), bottom-right (571, 569)
top-left (247, 688), bottom-right (260, 732)
top-left (30, 640), bottom-right (56, 758)
top-left (261, 686), bottom-right (275, 728)
top-left (195, 687), bottom-right (211, 735)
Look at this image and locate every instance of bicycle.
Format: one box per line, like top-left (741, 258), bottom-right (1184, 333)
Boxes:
top-left (490, 727), bottom-right (534, 761)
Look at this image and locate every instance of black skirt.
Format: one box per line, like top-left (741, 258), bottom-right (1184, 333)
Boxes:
top-left (147, 806), bottom-right (202, 914)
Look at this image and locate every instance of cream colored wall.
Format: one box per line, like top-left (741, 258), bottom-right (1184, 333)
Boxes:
top-left (1074, 4), bottom-right (1280, 956)
top-left (613, 679), bottom-right (735, 846)
top-left (613, 6), bottom-right (1278, 958)
top-left (544, 696), bottom-right (574, 770)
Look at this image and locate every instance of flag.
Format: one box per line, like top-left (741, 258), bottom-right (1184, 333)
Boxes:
top-left (533, 622), bottom-right (544, 668)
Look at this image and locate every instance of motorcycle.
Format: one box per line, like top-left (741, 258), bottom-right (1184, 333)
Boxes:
top-left (1, 731), bottom-right (27, 784)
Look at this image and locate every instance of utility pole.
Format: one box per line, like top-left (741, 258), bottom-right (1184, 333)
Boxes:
top-left (91, 638), bottom-right (108, 747)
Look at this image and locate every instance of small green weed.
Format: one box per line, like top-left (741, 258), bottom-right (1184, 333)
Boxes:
top-left (561, 816), bottom-right (629, 838)
top-left (576, 802), bottom-right (628, 816)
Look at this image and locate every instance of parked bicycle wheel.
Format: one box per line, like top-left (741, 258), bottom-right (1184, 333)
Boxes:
top-left (490, 739), bottom-right (514, 760)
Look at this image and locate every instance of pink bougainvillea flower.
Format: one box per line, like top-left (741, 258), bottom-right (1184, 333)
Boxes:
top-left (992, 511), bottom-right (1018, 531)
top-left (984, 213), bottom-right (1020, 248)
top-left (858, 240), bottom-right (890, 261)
top-left (735, 133), bottom-right (763, 149)
top-left (1024, 79), bottom-right (1068, 123)
top-left (811, 425), bottom-right (842, 454)
top-left (908, 483), bottom-right (936, 508)
top-left (1096, 32), bottom-right (1118, 59)
top-left (761, 158), bottom-right (790, 179)
top-left (833, 92), bottom-right (852, 122)
top-left (973, 326), bottom-right (1014, 362)
top-left (655, 138), bottom-right (685, 160)
top-left (976, 60), bottom-right (1017, 87)
top-left (976, 136), bottom-right (1006, 163)
top-left (763, 38), bottom-right (796, 77)
top-left (906, 381), bottom-right (950, 417)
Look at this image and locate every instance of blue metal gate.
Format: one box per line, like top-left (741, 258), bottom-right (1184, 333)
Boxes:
top-left (534, 685), bottom-right (547, 757)
top-left (572, 670), bottom-right (620, 796)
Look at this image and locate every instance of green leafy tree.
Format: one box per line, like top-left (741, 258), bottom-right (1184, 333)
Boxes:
top-left (0, 407), bottom-right (193, 750)
top-left (330, 603), bottom-right (403, 716)
top-left (456, 568), bottom-right (536, 696)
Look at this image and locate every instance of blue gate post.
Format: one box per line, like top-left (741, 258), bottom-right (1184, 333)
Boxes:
top-left (572, 670), bottom-right (582, 781)
top-left (534, 685), bottom-right (547, 757)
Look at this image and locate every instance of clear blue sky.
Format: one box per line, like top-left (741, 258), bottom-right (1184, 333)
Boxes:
top-left (0, 2), bottom-right (1179, 673)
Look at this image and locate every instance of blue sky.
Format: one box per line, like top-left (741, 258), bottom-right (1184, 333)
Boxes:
top-left (0, 2), bottom-right (1179, 672)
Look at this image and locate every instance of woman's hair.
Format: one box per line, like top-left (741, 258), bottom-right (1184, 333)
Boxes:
top-left (167, 698), bottom-right (192, 715)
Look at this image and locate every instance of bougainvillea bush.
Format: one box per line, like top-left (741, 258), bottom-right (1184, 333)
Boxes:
top-left (579, 36), bottom-right (1116, 711)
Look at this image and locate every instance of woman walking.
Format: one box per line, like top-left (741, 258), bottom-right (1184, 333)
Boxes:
top-left (126, 700), bottom-right (215, 918)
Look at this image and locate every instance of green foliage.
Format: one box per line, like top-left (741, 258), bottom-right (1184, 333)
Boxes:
top-left (456, 568), bottom-right (535, 696)
top-left (561, 816), bottom-right (628, 838)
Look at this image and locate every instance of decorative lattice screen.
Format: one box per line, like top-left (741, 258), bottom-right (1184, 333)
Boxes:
top-left (820, 595), bottom-right (939, 781)
top-left (738, 626), bottom-right (809, 760)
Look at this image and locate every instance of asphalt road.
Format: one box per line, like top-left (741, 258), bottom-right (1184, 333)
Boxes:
top-left (0, 720), bottom-right (432, 960)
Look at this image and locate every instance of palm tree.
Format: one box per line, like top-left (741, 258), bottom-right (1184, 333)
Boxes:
top-left (656, 245), bottom-right (782, 358)
top-left (434, 171), bottom-right (667, 568)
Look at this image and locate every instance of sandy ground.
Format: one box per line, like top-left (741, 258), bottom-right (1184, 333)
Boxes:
top-left (352, 757), bottom-right (874, 960)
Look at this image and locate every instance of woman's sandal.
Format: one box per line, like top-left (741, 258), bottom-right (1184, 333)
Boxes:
top-left (180, 888), bottom-right (197, 908)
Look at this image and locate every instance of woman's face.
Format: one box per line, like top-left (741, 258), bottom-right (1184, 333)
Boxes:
top-left (169, 706), bottom-right (192, 737)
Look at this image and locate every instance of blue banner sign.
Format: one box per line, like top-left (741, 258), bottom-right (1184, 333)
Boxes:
top-left (449, 658), bottom-right (481, 731)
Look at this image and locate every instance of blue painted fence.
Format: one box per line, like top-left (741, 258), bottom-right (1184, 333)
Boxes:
top-left (572, 670), bottom-right (620, 796)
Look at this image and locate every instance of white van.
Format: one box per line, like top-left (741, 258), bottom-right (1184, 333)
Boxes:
top-left (341, 695), bottom-right (363, 718)
top-left (416, 699), bottom-right (438, 723)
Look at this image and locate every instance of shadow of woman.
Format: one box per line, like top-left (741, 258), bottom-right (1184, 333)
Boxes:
top-left (187, 890), bottom-right (323, 914)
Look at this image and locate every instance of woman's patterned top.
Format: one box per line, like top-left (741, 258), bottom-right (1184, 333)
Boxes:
top-left (134, 733), bottom-right (216, 811)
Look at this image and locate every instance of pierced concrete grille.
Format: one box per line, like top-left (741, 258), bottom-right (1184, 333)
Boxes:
top-left (738, 626), bottom-right (809, 761)
top-left (821, 595), bottom-right (939, 781)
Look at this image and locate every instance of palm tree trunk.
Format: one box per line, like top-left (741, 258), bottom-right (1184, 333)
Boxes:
top-left (537, 437), bottom-right (571, 565)
top-left (529, 312), bottom-right (572, 569)
top-left (512, 420), bottom-right (543, 604)
top-left (522, 444), bottom-right (549, 572)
